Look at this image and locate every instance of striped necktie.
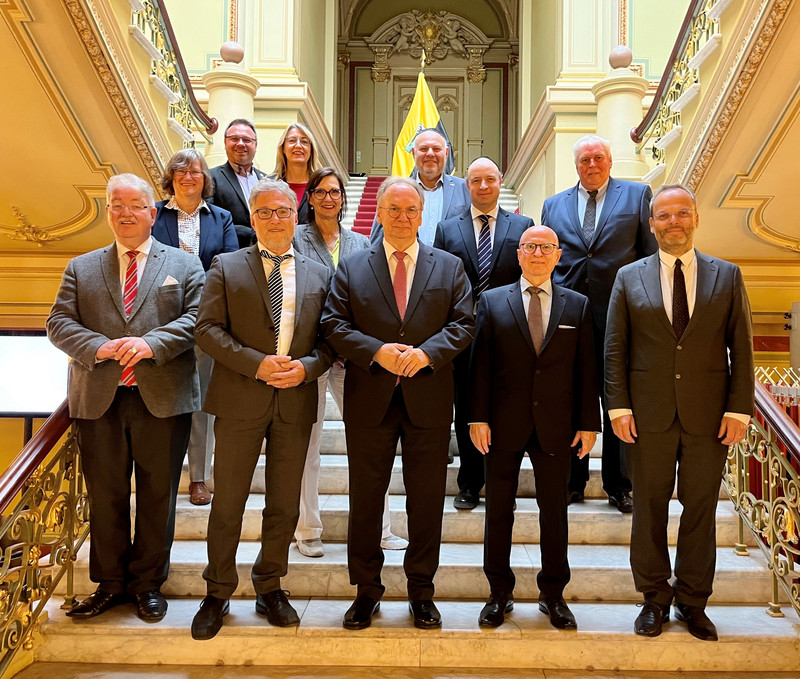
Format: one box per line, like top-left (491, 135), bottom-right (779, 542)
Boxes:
top-left (261, 251), bottom-right (293, 353)
top-left (120, 251), bottom-right (139, 386)
top-left (476, 214), bottom-right (492, 297)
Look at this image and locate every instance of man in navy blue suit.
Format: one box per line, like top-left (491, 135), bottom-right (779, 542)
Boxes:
top-left (541, 135), bottom-right (656, 512)
top-left (433, 157), bottom-right (534, 510)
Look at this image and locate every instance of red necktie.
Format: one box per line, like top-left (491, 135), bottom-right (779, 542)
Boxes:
top-left (392, 251), bottom-right (407, 386)
top-left (121, 251), bottom-right (139, 386)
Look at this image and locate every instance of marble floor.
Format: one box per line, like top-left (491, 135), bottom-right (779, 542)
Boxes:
top-left (14, 666), bottom-right (800, 679)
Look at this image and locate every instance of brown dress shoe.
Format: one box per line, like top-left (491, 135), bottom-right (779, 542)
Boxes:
top-left (189, 481), bottom-right (212, 505)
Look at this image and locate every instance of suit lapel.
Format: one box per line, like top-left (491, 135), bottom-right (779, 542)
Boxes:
top-left (368, 248), bottom-right (402, 322)
top-left (293, 255), bottom-right (309, 330)
top-left (682, 251), bottom-right (718, 341)
top-left (542, 283), bottom-right (566, 352)
top-left (405, 246), bottom-right (435, 323)
top-left (441, 175), bottom-right (455, 217)
top-left (245, 246), bottom-right (275, 324)
top-left (162, 209), bottom-right (180, 248)
top-left (565, 185), bottom-right (583, 245)
top-left (491, 209), bottom-right (512, 275)
top-left (508, 284), bottom-right (537, 355)
top-left (197, 207), bottom-right (210, 261)
top-left (221, 162), bottom-right (250, 212)
top-left (101, 245), bottom-right (126, 319)
top-left (594, 178), bottom-right (622, 243)
top-left (305, 225), bottom-right (334, 267)
top-left (639, 253), bottom-right (673, 336)
top-left (128, 243), bottom-right (166, 320)
top-left (457, 213), bottom-right (479, 271)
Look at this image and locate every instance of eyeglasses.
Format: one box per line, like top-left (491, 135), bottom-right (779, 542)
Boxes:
top-left (285, 136), bottom-right (310, 148)
top-left (253, 207), bottom-right (295, 220)
top-left (653, 210), bottom-right (694, 222)
top-left (311, 188), bottom-right (342, 200)
top-left (108, 204), bottom-right (151, 214)
top-left (225, 135), bottom-right (256, 145)
top-left (381, 206), bottom-right (421, 219)
top-left (519, 242), bottom-right (559, 255)
top-left (173, 169), bottom-right (204, 178)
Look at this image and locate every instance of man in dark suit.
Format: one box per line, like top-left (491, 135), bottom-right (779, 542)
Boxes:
top-left (323, 176), bottom-right (474, 630)
top-left (47, 173), bottom-right (204, 622)
top-left (209, 118), bottom-right (266, 248)
top-left (433, 157), bottom-right (534, 510)
top-left (541, 134), bottom-right (657, 512)
top-left (370, 128), bottom-right (470, 246)
top-left (470, 225), bottom-right (600, 629)
top-left (605, 184), bottom-right (754, 641)
top-left (190, 178), bottom-right (332, 640)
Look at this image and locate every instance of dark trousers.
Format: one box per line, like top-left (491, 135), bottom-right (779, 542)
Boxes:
top-left (570, 320), bottom-right (631, 496)
top-left (626, 416), bottom-right (727, 607)
top-left (454, 348), bottom-right (485, 494)
top-left (345, 387), bottom-right (451, 600)
top-left (77, 387), bottom-right (190, 596)
top-left (484, 431), bottom-right (571, 600)
top-left (203, 401), bottom-right (311, 598)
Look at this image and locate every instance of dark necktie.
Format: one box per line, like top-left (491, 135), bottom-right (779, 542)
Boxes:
top-left (527, 285), bottom-right (544, 355)
top-left (476, 214), bottom-right (492, 297)
top-left (121, 251), bottom-right (139, 386)
top-left (261, 251), bottom-right (293, 352)
top-left (582, 189), bottom-right (598, 245)
top-left (672, 258), bottom-right (689, 339)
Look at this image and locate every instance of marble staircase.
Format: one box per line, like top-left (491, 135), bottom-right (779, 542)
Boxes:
top-left (39, 397), bottom-right (800, 673)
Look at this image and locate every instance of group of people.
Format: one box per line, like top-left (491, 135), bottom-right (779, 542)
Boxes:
top-left (46, 120), bottom-right (753, 646)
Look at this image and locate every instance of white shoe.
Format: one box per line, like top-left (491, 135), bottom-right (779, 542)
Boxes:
top-left (297, 538), bottom-right (324, 557)
top-left (380, 534), bottom-right (408, 550)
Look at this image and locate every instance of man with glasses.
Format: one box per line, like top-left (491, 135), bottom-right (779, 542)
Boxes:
top-left (210, 118), bottom-right (266, 248)
top-left (190, 177), bottom-right (332, 640)
top-left (323, 176), bottom-right (473, 630)
top-left (469, 225), bottom-right (599, 629)
top-left (47, 174), bottom-right (205, 622)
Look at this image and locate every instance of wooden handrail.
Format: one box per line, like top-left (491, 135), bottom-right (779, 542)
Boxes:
top-left (0, 401), bottom-right (71, 515)
top-left (156, 0), bottom-right (218, 135)
top-left (630, 0), bottom-right (706, 144)
top-left (754, 380), bottom-right (800, 463)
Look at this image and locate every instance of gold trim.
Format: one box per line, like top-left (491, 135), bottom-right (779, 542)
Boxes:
top-left (619, 0), bottom-right (629, 46)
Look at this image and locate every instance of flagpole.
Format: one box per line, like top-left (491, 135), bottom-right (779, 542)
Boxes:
top-left (421, 48), bottom-right (426, 71)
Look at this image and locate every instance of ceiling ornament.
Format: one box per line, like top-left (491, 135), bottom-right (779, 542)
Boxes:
top-left (0, 208), bottom-right (62, 246)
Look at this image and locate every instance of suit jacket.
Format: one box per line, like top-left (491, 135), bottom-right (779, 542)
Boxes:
top-left (152, 201), bottom-right (238, 271)
top-left (46, 241), bottom-right (204, 420)
top-left (469, 281), bottom-right (600, 452)
top-left (293, 221), bottom-right (369, 271)
top-left (369, 173), bottom-right (471, 245)
top-left (209, 161), bottom-right (266, 248)
top-left (194, 245), bottom-right (333, 423)
top-left (605, 250), bottom-right (754, 436)
top-left (433, 207), bottom-right (533, 304)
top-left (541, 177), bottom-right (656, 329)
top-left (321, 242), bottom-right (475, 428)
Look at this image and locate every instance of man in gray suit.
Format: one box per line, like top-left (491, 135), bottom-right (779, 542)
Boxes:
top-left (605, 184), bottom-right (754, 641)
top-left (370, 128), bottom-right (470, 246)
top-left (47, 173), bottom-right (204, 622)
top-left (190, 177), bottom-right (332, 640)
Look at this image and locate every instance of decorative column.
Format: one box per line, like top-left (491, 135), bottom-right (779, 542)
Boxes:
top-left (202, 43), bottom-right (260, 167)
top-left (465, 46), bottom-right (487, 163)
top-left (591, 46), bottom-right (650, 181)
top-left (370, 44), bottom-right (392, 175)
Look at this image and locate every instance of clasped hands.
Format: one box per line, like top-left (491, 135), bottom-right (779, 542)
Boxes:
top-left (373, 343), bottom-right (431, 377)
top-left (96, 337), bottom-right (153, 367)
top-left (257, 355), bottom-right (306, 388)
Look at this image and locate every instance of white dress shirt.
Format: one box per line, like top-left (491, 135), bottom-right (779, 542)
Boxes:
top-left (382, 238), bottom-right (419, 299)
top-left (235, 165), bottom-right (260, 202)
top-left (417, 177), bottom-right (444, 246)
top-left (470, 204), bottom-right (499, 249)
top-left (116, 237), bottom-right (152, 290)
top-left (165, 197), bottom-right (207, 256)
top-left (577, 179), bottom-right (609, 230)
top-left (258, 242), bottom-right (297, 356)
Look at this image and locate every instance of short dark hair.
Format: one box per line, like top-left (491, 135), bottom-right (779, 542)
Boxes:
top-left (160, 148), bottom-right (213, 199)
top-left (224, 118), bottom-right (257, 138)
top-left (305, 167), bottom-right (348, 223)
top-left (650, 183), bottom-right (696, 214)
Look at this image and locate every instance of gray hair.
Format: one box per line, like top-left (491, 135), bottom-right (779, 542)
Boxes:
top-left (572, 135), bottom-right (612, 164)
top-left (248, 177), bottom-right (297, 212)
top-left (650, 183), bottom-right (697, 214)
top-left (106, 174), bottom-right (155, 206)
top-left (376, 176), bottom-right (425, 209)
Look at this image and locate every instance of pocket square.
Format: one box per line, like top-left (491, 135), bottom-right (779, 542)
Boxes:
top-left (558, 324), bottom-right (576, 329)
top-left (162, 275), bottom-right (179, 286)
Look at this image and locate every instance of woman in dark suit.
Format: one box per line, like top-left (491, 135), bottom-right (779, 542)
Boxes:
top-left (153, 148), bottom-right (237, 506)
top-left (292, 167), bottom-right (406, 557)
top-left (272, 122), bottom-right (321, 225)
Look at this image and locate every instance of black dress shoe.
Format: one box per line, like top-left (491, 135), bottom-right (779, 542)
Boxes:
top-left (453, 489), bottom-right (479, 510)
top-left (255, 589), bottom-right (299, 627)
top-left (66, 590), bottom-right (128, 618)
top-left (609, 491), bottom-right (633, 513)
top-left (538, 598), bottom-right (577, 629)
top-left (343, 596), bottom-right (381, 630)
top-left (674, 603), bottom-right (718, 641)
top-left (478, 595), bottom-right (514, 627)
top-left (135, 589), bottom-right (167, 622)
top-left (567, 491), bottom-right (584, 505)
top-left (634, 600), bottom-right (670, 637)
top-left (191, 595), bottom-right (230, 640)
top-left (409, 599), bottom-right (442, 629)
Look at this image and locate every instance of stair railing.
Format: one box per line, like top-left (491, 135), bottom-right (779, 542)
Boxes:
top-left (0, 402), bottom-right (86, 677)
top-left (724, 369), bottom-right (800, 618)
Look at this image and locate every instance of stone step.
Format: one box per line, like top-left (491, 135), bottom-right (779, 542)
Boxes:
top-left (36, 598), bottom-right (800, 672)
top-left (171, 495), bottom-right (752, 548)
top-left (60, 541), bottom-right (774, 604)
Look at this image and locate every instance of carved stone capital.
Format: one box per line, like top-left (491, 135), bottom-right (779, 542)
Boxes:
top-left (371, 68), bottom-right (391, 83)
top-left (338, 52), bottom-right (351, 67)
top-left (467, 68), bottom-right (486, 84)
